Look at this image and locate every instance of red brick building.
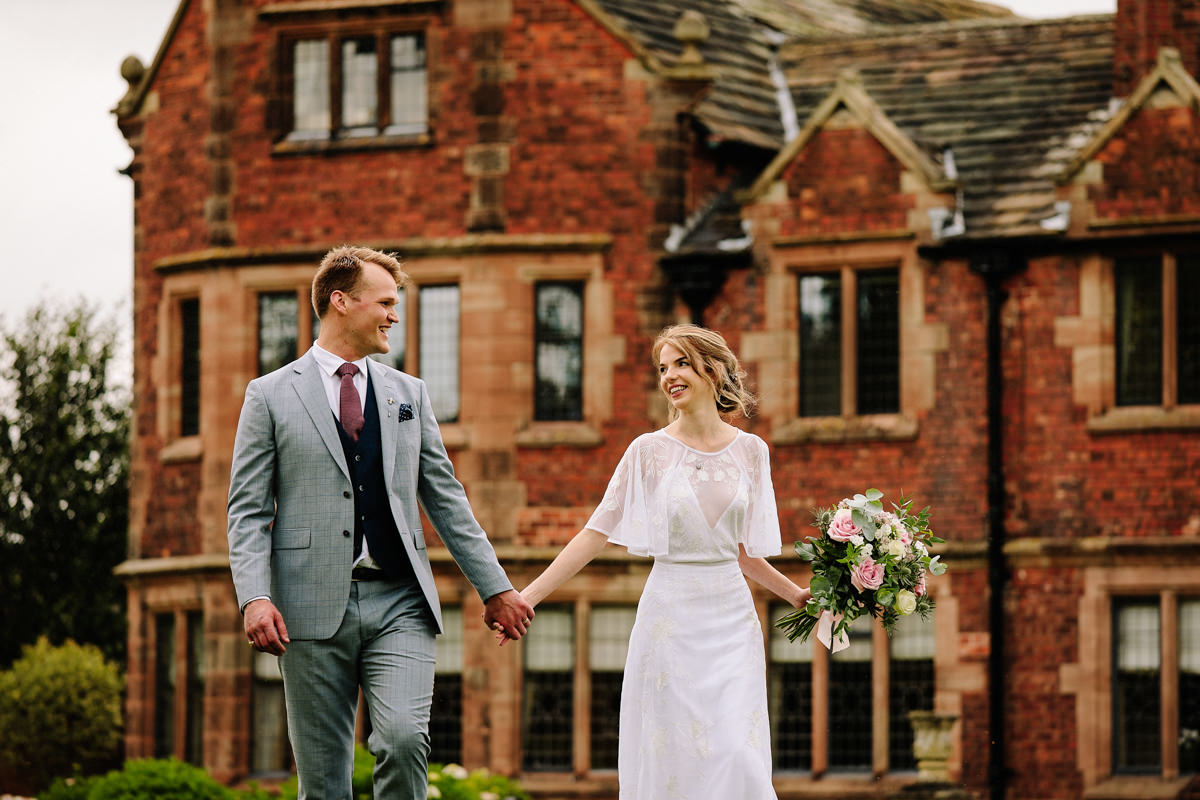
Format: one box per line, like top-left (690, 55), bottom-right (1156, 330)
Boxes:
top-left (113, 0), bottom-right (1200, 798)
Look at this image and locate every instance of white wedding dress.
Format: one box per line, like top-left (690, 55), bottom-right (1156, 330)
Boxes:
top-left (585, 429), bottom-right (782, 800)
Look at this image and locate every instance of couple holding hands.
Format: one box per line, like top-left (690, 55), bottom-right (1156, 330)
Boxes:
top-left (227, 245), bottom-right (809, 799)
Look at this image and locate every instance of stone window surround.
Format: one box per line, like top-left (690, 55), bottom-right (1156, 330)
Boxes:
top-left (743, 237), bottom-right (947, 446)
top-left (1054, 252), bottom-right (1200, 434)
top-left (266, 11), bottom-right (438, 155)
top-left (1063, 561), bottom-right (1200, 797)
top-left (158, 280), bottom-right (205, 463)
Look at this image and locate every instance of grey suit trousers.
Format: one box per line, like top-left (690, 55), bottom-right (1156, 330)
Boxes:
top-left (279, 578), bottom-right (435, 800)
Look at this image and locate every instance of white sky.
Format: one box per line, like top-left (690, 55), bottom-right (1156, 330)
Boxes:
top-left (0, 0), bottom-right (1116, 328)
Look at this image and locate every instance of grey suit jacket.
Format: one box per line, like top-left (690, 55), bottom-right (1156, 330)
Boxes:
top-left (227, 351), bottom-right (512, 639)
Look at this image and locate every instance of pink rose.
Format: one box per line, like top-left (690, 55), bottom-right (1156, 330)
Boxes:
top-left (828, 508), bottom-right (861, 542)
top-left (851, 556), bottom-right (885, 593)
top-left (914, 576), bottom-right (927, 597)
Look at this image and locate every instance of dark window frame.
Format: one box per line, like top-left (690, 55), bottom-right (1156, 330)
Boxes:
top-left (797, 264), bottom-right (900, 419)
top-left (272, 17), bottom-right (432, 148)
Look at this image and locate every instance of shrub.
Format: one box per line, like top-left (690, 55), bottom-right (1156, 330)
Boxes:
top-left (88, 758), bottom-right (232, 800)
top-left (427, 763), bottom-right (530, 800)
top-left (0, 638), bottom-right (123, 794)
top-left (37, 775), bottom-right (98, 800)
top-left (274, 747), bottom-right (530, 800)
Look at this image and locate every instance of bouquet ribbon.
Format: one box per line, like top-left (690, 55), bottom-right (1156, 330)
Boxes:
top-left (816, 611), bottom-right (850, 653)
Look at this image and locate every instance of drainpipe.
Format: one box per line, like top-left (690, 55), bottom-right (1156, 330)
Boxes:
top-left (968, 249), bottom-right (1024, 800)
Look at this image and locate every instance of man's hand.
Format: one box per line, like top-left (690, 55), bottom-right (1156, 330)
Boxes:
top-left (244, 598), bottom-right (290, 656)
top-left (483, 589), bottom-right (535, 641)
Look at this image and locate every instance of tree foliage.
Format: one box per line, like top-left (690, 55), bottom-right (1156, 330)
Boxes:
top-left (0, 302), bottom-right (130, 667)
top-left (0, 638), bottom-right (124, 795)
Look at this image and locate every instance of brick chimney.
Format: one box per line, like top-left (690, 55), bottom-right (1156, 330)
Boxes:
top-left (1113, 0), bottom-right (1200, 96)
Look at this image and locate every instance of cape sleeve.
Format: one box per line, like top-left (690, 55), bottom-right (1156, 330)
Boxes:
top-left (741, 434), bottom-right (783, 558)
top-left (583, 434), bottom-right (666, 557)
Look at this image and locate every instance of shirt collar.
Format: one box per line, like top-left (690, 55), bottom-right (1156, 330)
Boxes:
top-left (310, 343), bottom-right (369, 378)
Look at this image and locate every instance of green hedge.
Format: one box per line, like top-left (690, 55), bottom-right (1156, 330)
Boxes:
top-left (0, 638), bottom-right (123, 795)
top-left (35, 750), bottom-right (530, 800)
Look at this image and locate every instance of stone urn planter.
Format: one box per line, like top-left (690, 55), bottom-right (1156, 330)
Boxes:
top-left (908, 711), bottom-right (958, 784)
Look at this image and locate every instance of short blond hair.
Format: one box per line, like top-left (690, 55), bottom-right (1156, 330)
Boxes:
top-left (652, 324), bottom-right (756, 419)
top-left (311, 245), bottom-right (408, 319)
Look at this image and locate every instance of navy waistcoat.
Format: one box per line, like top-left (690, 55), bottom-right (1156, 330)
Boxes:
top-left (336, 375), bottom-right (414, 582)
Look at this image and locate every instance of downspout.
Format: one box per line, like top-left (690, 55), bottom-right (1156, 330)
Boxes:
top-left (968, 250), bottom-right (1024, 800)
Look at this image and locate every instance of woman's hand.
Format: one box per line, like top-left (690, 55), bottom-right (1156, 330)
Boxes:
top-left (793, 586), bottom-right (812, 609)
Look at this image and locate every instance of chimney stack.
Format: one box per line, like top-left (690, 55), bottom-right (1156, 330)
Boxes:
top-left (1113, 0), bottom-right (1200, 96)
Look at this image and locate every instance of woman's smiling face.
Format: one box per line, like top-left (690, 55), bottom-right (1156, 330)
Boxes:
top-left (658, 341), bottom-right (714, 412)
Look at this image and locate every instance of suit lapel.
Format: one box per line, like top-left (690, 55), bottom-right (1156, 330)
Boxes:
top-left (367, 359), bottom-right (400, 483)
top-left (292, 353), bottom-right (351, 481)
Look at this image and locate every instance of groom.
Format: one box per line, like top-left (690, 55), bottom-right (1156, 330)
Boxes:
top-left (227, 245), bottom-right (534, 798)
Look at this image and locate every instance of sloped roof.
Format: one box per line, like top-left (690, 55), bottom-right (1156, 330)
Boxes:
top-left (777, 15), bottom-right (1116, 238)
top-left (586, 0), bottom-right (1018, 151)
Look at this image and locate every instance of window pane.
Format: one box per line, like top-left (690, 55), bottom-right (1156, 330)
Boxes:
top-left (1114, 599), bottom-right (1161, 772)
top-left (251, 651), bottom-right (291, 774)
top-left (1115, 259), bottom-right (1163, 406)
top-left (522, 608), bottom-right (574, 771)
top-left (535, 283), bottom-right (584, 421)
top-left (769, 604), bottom-right (813, 771)
top-left (180, 298), bottom-right (200, 437)
top-left (889, 613), bottom-right (935, 770)
top-left (1178, 256), bottom-right (1200, 405)
top-left (590, 607), bottom-right (635, 770)
top-left (258, 292), bottom-right (298, 376)
top-left (419, 286), bottom-right (460, 422)
top-left (370, 287), bottom-right (406, 371)
top-left (154, 613), bottom-right (176, 758)
top-left (857, 268), bottom-right (900, 415)
top-left (799, 273), bottom-right (841, 417)
top-left (291, 39), bottom-right (330, 138)
top-left (185, 611), bottom-right (205, 766)
top-left (342, 37), bottom-right (378, 134)
top-left (389, 34), bottom-right (427, 135)
top-left (829, 616), bottom-right (873, 770)
top-left (1180, 599), bottom-right (1200, 774)
top-left (431, 607), bottom-right (463, 765)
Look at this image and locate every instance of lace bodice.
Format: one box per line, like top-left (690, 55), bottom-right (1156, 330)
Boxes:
top-left (585, 430), bottom-right (782, 562)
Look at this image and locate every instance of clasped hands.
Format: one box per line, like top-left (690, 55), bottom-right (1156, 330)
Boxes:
top-left (484, 589), bottom-right (535, 643)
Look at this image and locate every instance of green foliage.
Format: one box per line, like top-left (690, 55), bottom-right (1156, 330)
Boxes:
top-left (37, 775), bottom-right (98, 800)
top-left (0, 638), bottom-right (124, 795)
top-left (0, 302), bottom-right (130, 667)
top-left (273, 747), bottom-right (530, 800)
top-left (427, 762), bottom-right (531, 800)
top-left (87, 759), bottom-right (232, 800)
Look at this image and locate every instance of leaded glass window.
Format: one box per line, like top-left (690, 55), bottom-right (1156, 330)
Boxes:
top-left (1114, 599), bottom-right (1161, 772)
top-left (889, 613), bottom-right (935, 770)
top-left (535, 282), bottom-right (584, 421)
top-left (430, 606), bottom-right (463, 765)
top-left (258, 292), bottom-right (299, 376)
top-left (419, 285), bottom-right (459, 422)
top-left (522, 607), bottom-right (574, 771)
top-left (589, 606), bottom-right (633, 770)
top-left (829, 615), bottom-right (874, 770)
top-left (769, 604), bottom-right (813, 771)
top-left (1115, 259), bottom-right (1163, 406)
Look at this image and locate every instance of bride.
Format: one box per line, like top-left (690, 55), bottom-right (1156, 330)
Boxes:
top-left (500, 324), bottom-right (810, 799)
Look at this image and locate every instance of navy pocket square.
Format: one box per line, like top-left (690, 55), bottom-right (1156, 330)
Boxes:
top-left (398, 403), bottom-right (414, 422)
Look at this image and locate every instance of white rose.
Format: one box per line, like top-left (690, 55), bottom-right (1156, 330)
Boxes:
top-left (882, 538), bottom-right (907, 559)
top-left (896, 590), bottom-right (917, 615)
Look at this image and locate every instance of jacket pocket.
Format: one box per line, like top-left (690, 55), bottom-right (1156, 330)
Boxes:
top-left (273, 528), bottom-right (311, 550)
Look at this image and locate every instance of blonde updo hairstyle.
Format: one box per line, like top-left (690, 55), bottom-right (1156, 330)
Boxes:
top-left (652, 324), bottom-right (756, 419)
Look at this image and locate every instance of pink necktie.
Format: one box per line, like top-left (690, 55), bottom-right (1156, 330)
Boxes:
top-left (336, 363), bottom-right (363, 442)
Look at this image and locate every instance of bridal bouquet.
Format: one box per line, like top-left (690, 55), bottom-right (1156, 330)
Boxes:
top-left (775, 489), bottom-right (945, 651)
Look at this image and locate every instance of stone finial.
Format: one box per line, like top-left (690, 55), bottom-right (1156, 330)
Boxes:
top-left (116, 55), bottom-right (146, 117)
top-left (673, 10), bottom-right (710, 65)
top-left (1158, 46), bottom-right (1182, 69)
